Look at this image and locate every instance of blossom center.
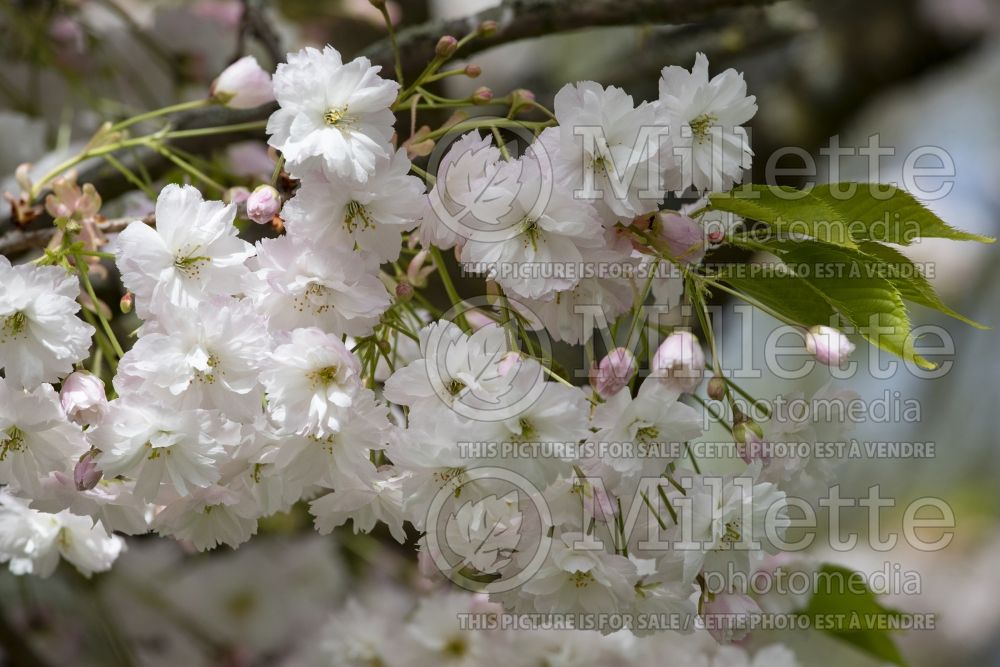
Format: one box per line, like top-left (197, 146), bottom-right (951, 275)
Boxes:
top-left (520, 217), bottom-right (542, 251)
top-left (442, 637), bottom-right (468, 657)
top-left (433, 466), bottom-right (467, 497)
top-left (0, 426), bottom-right (25, 461)
top-left (294, 283), bottom-right (334, 315)
top-left (571, 570), bottom-right (594, 588)
top-left (308, 433), bottom-right (338, 454)
top-left (194, 352), bottom-right (221, 384)
top-left (591, 155), bottom-right (608, 176)
top-left (174, 253), bottom-right (211, 279)
top-left (308, 365), bottom-right (341, 388)
top-left (635, 425), bottom-right (660, 444)
top-left (689, 113), bottom-right (717, 143)
top-left (343, 200), bottom-right (373, 233)
top-left (323, 105), bottom-right (350, 127)
top-left (446, 378), bottom-right (466, 396)
top-left (514, 418), bottom-right (537, 441)
top-left (1, 311), bottom-right (27, 341)
top-left (720, 518), bottom-right (742, 546)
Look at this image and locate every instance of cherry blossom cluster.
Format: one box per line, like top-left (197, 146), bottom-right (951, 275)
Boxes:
top-left (0, 41), bottom-right (851, 655)
top-left (305, 589), bottom-right (803, 667)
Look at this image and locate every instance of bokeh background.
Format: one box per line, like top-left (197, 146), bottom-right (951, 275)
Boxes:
top-left (0, 1), bottom-right (998, 665)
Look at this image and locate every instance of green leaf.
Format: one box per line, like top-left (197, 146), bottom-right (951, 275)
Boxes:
top-left (712, 264), bottom-right (838, 327)
top-left (857, 241), bottom-right (988, 329)
top-left (772, 240), bottom-right (935, 369)
top-left (709, 184), bottom-right (857, 248)
top-left (710, 183), bottom-right (995, 247)
top-left (802, 564), bottom-right (908, 667)
top-left (811, 183), bottom-right (995, 246)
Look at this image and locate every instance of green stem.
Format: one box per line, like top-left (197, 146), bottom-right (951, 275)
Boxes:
top-left (724, 377), bottom-right (771, 418)
top-left (701, 275), bottom-right (802, 329)
top-left (424, 67), bottom-right (475, 83)
top-left (494, 286), bottom-right (521, 352)
top-left (410, 164), bottom-right (435, 184)
top-left (270, 154), bottom-right (285, 186)
top-left (81, 307), bottom-right (118, 375)
top-left (77, 250), bottom-right (117, 260)
top-left (429, 246), bottom-right (468, 330)
top-left (623, 271), bottom-right (656, 350)
top-left (378, 4), bottom-right (405, 86)
top-left (492, 127), bottom-right (511, 160)
top-left (153, 145), bottom-right (226, 193)
top-left (74, 255), bottom-right (125, 358)
top-left (110, 98), bottom-right (212, 132)
top-left (425, 118), bottom-right (553, 142)
top-left (102, 153), bottom-right (156, 199)
top-left (688, 393), bottom-right (734, 436)
top-left (539, 363), bottom-right (574, 388)
top-left (162, 120), bottom-right (267, 140)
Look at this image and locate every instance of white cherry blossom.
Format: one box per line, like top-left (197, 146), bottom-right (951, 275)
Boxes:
top-left (115, 297), bottom-right (270, 419)
top-left (0, 256), bottom-right (94, 388)
top-left (0, 380), bottom-right (87, 495)
top-left (93, 400), bottom-right (241, 503)
top-left (115, 184), bottom-right (254, 319)
top-left (658, 52), bottom-right (757, 192)
top-left (0, 491), bottom-right (124, 577)
top-left (260, 326), bottom-right (363, 436)
top-left (248, 234), bottom-right (390, 336)
top-left (266, 45), bottom-right (398, 182)
top-left (283, 148), bottom-right (425, 262)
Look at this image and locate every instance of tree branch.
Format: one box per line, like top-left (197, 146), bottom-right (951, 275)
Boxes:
top-left (1, 0), bottom-right (775, 242)
top-left (360, 0), bottom-right (777, 77)
top-left (0, 216), bottom-right (151, 256)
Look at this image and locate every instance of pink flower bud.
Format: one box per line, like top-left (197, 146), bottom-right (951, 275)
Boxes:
top-left (702, 593), bottom-right (761, 642)
top-left (659, 212), bottom-right (705, 264)
top-left (707, 376), bottom-right (726, 400)
top-left (406, 249), bottom-right (435, 288)
top-left (593, 347), bottom-right (636, 398)
top-left (246, 184), bottom-right (281, 225)
top-left (651, 331), bottom-right (705, 393)
top-left (73, 450), bottom-right (103, 492)
top-left (464, 64), bottom-right (482, 78)
top-left (735, 424), bottom-right (767, 465)
top-left (60, 371), bottom-right (108, 426)
top-left (471, 86), bottom-right (494, 105)
top-left (804, 325), bottom-right (855, 366)
top-left (15, 163), bottom-right (33, 195)
top-left (225, 185), bottom-right (251, 206)
top-left (478, 20), bottom-right (498, 37)
top-left (435, 35), bottom-right (458, 58)
top-left (395, 282), bottom-right (414, 301)
top-left (211, 56), bottom-right (275, 109)
top-left (120, 292), bottom-right (134, 314)
top-left (509, 88), bottom-right (537, 116)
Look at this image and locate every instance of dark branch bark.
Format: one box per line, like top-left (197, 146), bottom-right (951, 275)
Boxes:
top-left (0, 216), bottom-right (149, 256)
top-left (360, 0), bottom-right (778, 77)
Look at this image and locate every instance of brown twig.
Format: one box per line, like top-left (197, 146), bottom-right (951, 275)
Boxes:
top-left (0, 216), bottom-right (152, 257)
top-left (233, 0), bottom-right (285, 68)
